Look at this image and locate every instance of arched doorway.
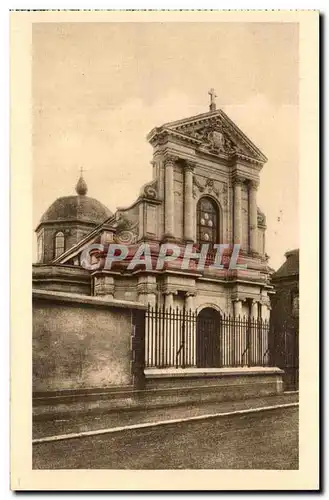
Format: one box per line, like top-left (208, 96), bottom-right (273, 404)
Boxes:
top-left (196, 307), bottom-right (222, 368)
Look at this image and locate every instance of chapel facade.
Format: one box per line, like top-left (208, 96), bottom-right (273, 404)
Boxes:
top-left (33, 93), bottom-right (273, 320)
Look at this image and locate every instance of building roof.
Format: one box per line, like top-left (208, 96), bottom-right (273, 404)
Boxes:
top-left (272, 249), bottom-right (299, 280)
top-left (37, 174), bottom-right (112, 229)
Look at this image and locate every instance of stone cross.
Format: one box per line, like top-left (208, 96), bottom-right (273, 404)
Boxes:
top-left (208, 88), bottom-right (217, 111)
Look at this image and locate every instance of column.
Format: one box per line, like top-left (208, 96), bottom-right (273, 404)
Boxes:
top-left (261, 301), bottom-right (270, 365)
top-left (164, 156), bottom-right (176, 239)
top-left (261, 302), bottom-right (271, 321)
top-left (185, 293), bottom-right (194, 311)
top-left (185, 293), bottom-right (195, 367)
top-left (163, 292), bottom-right (174, 367)
top-left (184, 162), bottom-right (194, 242)
top-left (234, 298), bottom-right (243, 317)
top-left (250, 300), bottom-right (259, 365)
top-left (250, 299), bottom-right (258, 319)
top-left (233, 299), bottom-right (244, 365)
top-left (164, 291), bottom-right (174, 309)
top-left (249, 180), bottom-right (259, 254)
top-left (233, 177), bottom-right (243, 246)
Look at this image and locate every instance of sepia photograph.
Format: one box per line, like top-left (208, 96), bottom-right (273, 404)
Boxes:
top-left (10, 9), bottom-right (319, 490)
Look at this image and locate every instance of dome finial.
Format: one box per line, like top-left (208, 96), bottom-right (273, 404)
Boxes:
top-left (76, 167), bottom-right (88, 196)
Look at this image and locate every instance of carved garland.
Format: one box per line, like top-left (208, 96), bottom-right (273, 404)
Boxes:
top-left (172, 115), bottom-right (265, 162)
top-left (192, 176), bottom-right (228, 207)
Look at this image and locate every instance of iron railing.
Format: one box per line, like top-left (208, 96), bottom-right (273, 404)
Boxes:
top-left (145, 305), bottom-right (270, 369)
top-left (269, 319), bottom-right (299, 390)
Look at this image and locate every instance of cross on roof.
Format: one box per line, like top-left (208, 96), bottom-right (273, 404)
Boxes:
top-left (208, 88), bottom-right (217, 111)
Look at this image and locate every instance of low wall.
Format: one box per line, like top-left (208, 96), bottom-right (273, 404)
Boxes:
top-left (33, 290), bottom-right (145, 393)
top-left (33, 366), bottom-right (284, 421)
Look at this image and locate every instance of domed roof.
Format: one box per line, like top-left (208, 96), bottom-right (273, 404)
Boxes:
top-left (39, 174), bottom-right (112, 226)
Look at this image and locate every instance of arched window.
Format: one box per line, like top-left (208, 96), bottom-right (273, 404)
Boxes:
top-left (54, 231), bottom-right (65, 258)
top-left (37, 233), bottom-right (44, 263)
top-left (197, 197), bottom-right (219, 246)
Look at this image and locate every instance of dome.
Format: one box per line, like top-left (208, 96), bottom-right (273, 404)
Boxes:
top-left (40, 195), bottom-right (112, 226)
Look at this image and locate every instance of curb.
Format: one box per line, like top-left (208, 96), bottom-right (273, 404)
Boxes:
top-left (33, 401), bottom-right (299, 445)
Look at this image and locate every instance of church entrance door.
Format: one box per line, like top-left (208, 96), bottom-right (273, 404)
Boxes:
top-left (196, 307), bottom-right (222, 368)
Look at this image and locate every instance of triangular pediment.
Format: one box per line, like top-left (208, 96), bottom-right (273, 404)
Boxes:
top-left (148, 109), bottom-right (267, 164)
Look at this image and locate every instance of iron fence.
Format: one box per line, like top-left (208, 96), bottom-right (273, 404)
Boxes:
top-left (145, 305), bottom-right (270, 369)
top-left (269, 319), bottom-right (299, 390)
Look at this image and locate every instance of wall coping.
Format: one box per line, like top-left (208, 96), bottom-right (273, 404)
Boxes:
top-left (144, 367), bottom-right (284, 379)
top-left (32, 289), bottom-right (146, 310)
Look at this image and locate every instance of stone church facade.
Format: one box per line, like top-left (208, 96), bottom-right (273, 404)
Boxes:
top-left (33, 98), bottom-right (273, 321)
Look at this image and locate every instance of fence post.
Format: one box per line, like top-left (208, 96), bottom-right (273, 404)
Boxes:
top-left (131, 308), bottom-right (146, 390)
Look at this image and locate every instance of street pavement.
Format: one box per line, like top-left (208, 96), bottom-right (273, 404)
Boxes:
top-left (33, 392), bottom-right (299, 439)
top-left (33, 406), bottom-right (298, 470)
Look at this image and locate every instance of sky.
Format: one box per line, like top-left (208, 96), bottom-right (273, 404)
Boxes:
top-left (33, 22), bottom-right (299, 270)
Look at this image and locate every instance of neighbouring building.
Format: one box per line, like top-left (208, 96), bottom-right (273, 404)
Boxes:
top-left (269, 249), bottom-right (299, 390)
top-left (270, 249), bottom-right (299, 328)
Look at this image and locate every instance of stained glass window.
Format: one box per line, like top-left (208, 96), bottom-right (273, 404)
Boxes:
top-left (197, 197), bottom-right (219, 245)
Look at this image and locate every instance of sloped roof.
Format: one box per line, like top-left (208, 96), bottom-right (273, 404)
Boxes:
top-left (272, 249), bottom-right (299, 280)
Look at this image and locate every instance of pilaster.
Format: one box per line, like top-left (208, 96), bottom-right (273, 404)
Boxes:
top-left (184, 161), bottom-right (195, 242)
top-left (249, 180), bottom-right (259, 255)
top-left (93, 275), bottom-right (115, 299)
top-left (137, 275), bottom-right (157, 307)
top-left (233, 175), bottom-right (244, 246)
top-left (163, 155), bottom-right (177, 240)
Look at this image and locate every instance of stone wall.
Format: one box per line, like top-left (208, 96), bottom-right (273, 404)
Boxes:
top-left (32, 264), bottom-right (91, 295)
top-left (33, 290), bottom-right (145, 393)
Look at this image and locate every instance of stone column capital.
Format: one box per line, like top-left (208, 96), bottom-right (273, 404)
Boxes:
top-left (163, 290), bottom-right (178, 296)
top-left (249, 179), bottom-right (260, 190)
top-left (233, 175), bottom-right (245, 186)
top-left (185, 161), bottom-right (195, 172)
top-left (164, 154), bottom-right (179, 166)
